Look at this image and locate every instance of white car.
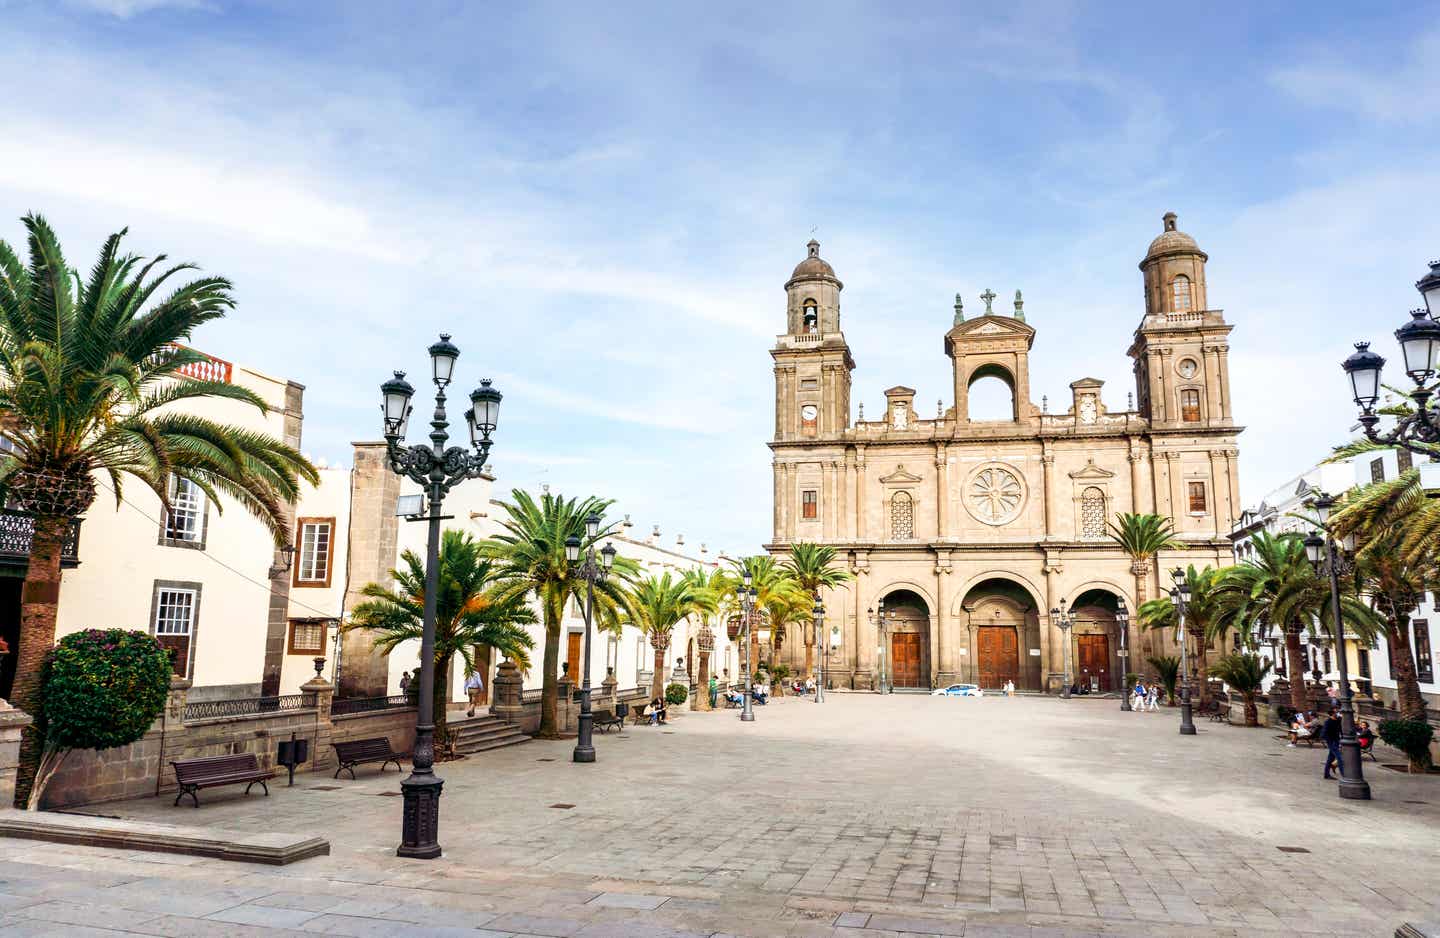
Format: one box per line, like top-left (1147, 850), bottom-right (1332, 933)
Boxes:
top-left (931, 683), bottom-right (984, 698)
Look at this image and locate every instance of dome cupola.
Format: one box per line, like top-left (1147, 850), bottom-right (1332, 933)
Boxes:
top-left (1139, 212), bottom-right (1208, 316)
top-left (784, 239), bottom-right (843, 335)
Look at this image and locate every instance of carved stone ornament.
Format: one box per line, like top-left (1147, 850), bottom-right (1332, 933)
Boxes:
top-left (966, 464), bottom-right (1026, 526)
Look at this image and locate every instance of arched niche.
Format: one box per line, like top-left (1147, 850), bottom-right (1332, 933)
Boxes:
top-left (966, 363), bottom-right (1017, 422)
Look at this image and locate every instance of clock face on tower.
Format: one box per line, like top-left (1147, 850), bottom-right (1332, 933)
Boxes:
top-left (1177, 358), bottom-right (1199, 379)
top-left (801, 405), bottom-right (818, 422)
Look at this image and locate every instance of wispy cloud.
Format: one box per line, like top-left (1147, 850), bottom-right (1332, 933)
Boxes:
top-left (1270, 29), bottom-right (1440, 124)
top-left (61, 0), bottom-right (213, 16)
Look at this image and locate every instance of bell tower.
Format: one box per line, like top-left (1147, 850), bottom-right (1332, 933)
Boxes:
top-left (772, 240), bottom-right (854, 441)
top-left (1128, 212), bottom-right (1234, 429)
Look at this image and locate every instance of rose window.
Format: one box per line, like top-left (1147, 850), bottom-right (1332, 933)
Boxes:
top-left (968, 467), bottom-right (1024, 524)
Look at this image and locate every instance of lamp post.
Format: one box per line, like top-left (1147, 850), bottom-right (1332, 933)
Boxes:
top-left (1169, 568), bottom-right (1197, 736)
top-left (1051, 600), bottom-right (1073, 698)
top-left (812, 598), bottom-right (824, 704)
top-left (380, 334), bottom-right (501, 859)
top-left (565, 516), bottom-right (616, 764)
top-left (1341, 261), bottom-right (1440, 457)
top-left (1304, 494), bottom-right (1371, 801)
top-left (1117, 598), bottom-right (1131, 712)
top-left (740, 571), bottom-right (756, 723)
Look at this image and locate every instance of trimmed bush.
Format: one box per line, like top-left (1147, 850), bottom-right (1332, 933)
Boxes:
top-left (30, 628), bottom-right (171, 808)
top-left (665, 682), bottom-right (688, 705)
top-left (1378, 718), bottom-right (1435, 773)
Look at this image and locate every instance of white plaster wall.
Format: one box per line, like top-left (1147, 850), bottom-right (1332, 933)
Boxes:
top-left (55, 365), bottom-right (290, 693)
top-left (280, 466), bottom-right (353, 694)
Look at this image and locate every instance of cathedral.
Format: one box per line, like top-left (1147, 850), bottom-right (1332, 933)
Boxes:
top-left (766, 214), bottom-right (1242, 693)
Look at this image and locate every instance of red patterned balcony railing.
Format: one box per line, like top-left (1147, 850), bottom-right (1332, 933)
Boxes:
top-left (170, 345), bottom-right (233, 383)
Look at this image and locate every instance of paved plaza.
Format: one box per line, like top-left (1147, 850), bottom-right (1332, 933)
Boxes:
top-left (2, 693), bottom-right (1437, 937)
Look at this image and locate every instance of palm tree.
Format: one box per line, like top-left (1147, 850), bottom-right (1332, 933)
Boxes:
top-left (483, 489), bottom-right (636, 738)
top-left (1329, 485), bottom-right (1436, 721)
top-left (630, 572), bottom-right (705, 701)
top-left (1147, 655), bottom-right (1180, 705)
top-left (1136, 565), bottom-right (1227, 704)
top-left (730, 555), bottom-right (808, 678)
top-left (679, 567), bottom-right (725, 708)
top-left (346, 530), bottom-right (535, 751)
top-left (782, 542), bottom-right (853, 679)
top-left (1212, 531), bottom-right (1382, 713)
top-left (1109, 513), bottom-right (1182, 655)
top-left (1207, 653), bottom-right (1272, 726)
top-left (0, 215), bottom-right (317, 808)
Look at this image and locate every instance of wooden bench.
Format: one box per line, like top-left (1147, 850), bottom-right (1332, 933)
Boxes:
top-left (171, 754), bottom-right (273, 807)
top-left (592, 707), bottom-right (624, 733)
top-left (332, 737), bottom-right (406, 779)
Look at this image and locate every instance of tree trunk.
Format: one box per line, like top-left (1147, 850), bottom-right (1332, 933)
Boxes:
top-left (1386, 615), bottom-right (1428, 721)
top-left (473, 644), bottom-right (492, 705)
top-left (12, 514), bottom-right (69, 809)
top-left (651, 643), bottom-right (665, 702)
top-left (434, 651), bottom-right (452, 755)
top-left (1132, 562), bottom-right (1151, 656)
top-left (1195, 636), bottom-right (1210, 705)
top-left (1284, 626), bottom-right (1309, 713)
top-left (1243, 693), bottom-right (1258, 727)
top-left (538, 613), bottom-right (561, 738)
top-left (696, 647), bottom-right (710, 711)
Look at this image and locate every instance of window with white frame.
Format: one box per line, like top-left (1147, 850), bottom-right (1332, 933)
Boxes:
top-left (152, 585), bottom-right (198, 676)
top-left (293, 518), bottom-right (334, 587)
top-left (163, 476), bottom-right (206, 544)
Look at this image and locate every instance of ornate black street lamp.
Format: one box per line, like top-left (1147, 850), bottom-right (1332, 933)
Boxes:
top-left (812, 597), bottom-right (825, 704)
top-left (1341, 261), bottom-right (1440, 456)
top-left (1116, 598), bottom-right (1131, 712)
top-left (380, 335), bottom-right (501, 859)
top-left (1303, 494), bottom-right (1372, 801)
top-left (1169, 568), bottom-right (1197, 736)
top-left (1051, 600), bottom-right (1073, 699)
top-left (739, 570), bottom-right (756, 723)
top-left (565, 516), bottom-right (616, 764)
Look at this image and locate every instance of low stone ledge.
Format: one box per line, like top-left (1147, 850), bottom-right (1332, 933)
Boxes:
top-left (0, 808), bottom-right (329, 865)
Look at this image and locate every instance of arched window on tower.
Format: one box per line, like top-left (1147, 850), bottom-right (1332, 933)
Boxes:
top-left (802, 299), bottom-right (818, 334)
top-left (1171, 275), bottom-right (1192, 312)
top-left (1080, 487), bottom-right (1106, 539)
top-left (890, 491), bottom-right (914, 540)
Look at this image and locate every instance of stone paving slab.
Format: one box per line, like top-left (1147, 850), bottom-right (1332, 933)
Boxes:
top-left (4, 695), bottom-right (1437, 936)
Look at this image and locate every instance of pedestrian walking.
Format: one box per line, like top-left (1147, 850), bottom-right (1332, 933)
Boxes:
top-left (1321, 709), bottom-right (1342, 779)
top-left (399, 671), bottom-right (412, 695)
top-left (1146, 681), bottom-right (1160, 711)
top-left (708, 674), bottom-right (718, 709)
top-left (464, 667), bottom-right (485, 717)
top-left (1131, 678), bottom-right (1145, 712)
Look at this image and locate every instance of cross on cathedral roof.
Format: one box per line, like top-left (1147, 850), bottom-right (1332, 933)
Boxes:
top-left (980, 288), bottom-right (997, 315)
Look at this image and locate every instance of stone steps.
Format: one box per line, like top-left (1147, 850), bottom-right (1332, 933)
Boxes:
top-left (446, 714), bottom-right (530, 755)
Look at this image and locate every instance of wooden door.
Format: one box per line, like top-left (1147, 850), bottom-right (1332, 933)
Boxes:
top-left (1077, 634), bottom-right (1111, 691)
top-left (566, 632), bottom-right (582, 681)
top-left (976, 627), bottom-right (1018, 689)
top-left (890, 633), bottom-right (922, 687)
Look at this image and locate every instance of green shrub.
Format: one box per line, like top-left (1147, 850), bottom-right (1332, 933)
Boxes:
top-left (665, 682), bottom-right (688, 705)
top-left (1378, 718), bottom-right (1435, 773)
top-left (30, 629), bottom-right (172, 808)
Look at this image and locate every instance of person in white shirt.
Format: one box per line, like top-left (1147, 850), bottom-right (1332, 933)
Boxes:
top-left (464, 668), bottom-right (485, 717)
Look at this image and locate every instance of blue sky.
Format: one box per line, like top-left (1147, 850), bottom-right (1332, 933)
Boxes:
top-left (1, 0), bottom-right (1437, 555)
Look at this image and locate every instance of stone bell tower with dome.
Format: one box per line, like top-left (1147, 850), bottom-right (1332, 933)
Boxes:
top-left (765, 215), bottom-right (1242, 697)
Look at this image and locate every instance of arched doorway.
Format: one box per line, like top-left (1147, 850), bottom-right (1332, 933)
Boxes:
top-left (879, 588), bottom-right (930, 689)
top-left (1070, 588), bottom-right (1125, 693)
top-left (960, 578), bottom-right (1041, 690)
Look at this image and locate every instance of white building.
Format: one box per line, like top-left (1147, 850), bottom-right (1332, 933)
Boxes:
top-left (2, 349), bottom-right (305, 704)
top-left (1231, 446), bottom-right (1439, 708)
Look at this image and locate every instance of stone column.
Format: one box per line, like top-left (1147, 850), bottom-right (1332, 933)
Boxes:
top-left (340, 442), bottom-right (403, 698)
top-left (935, 445), bottom-right (949, 538)
top-left (0, 701), bottom-right (33, 808)
top-left (854, 448), bottom-right (867, 540)
top-left (260, 381), bottom-right (305, 697)
top-left (851, 559), bottom-right (869, 689)
top-left (1043, 557), bottom-right (1062, 693)
top-left (1208, 449), bottom-right (1227, 537)
top-left (300, 674), bottom-right (335, 772)
top-left (1167, 452), bottom-right (1183, 523)
top-left (1128, 442), bottom-right (1144, 514)
top-left (491, 660), bottom-right (524, 724)
top-left (1041, 445), bottom-right (1057, 536)
top-left (601, 667), bottom-right (618, 712)
top-left (933, 550), bottom-right (950, 684)
top-left (557, 674), bottom-right (574, 732)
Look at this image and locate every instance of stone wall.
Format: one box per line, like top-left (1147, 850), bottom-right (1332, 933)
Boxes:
top-left (39, 674), bottom-right (418, 810)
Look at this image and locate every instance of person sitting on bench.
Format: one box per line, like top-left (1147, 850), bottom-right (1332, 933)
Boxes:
top-left (649, 697), bottom-right (668, 725)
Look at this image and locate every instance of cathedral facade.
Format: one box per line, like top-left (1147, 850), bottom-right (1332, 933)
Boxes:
top-left (766, 214), bottom-right (1242, 693)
